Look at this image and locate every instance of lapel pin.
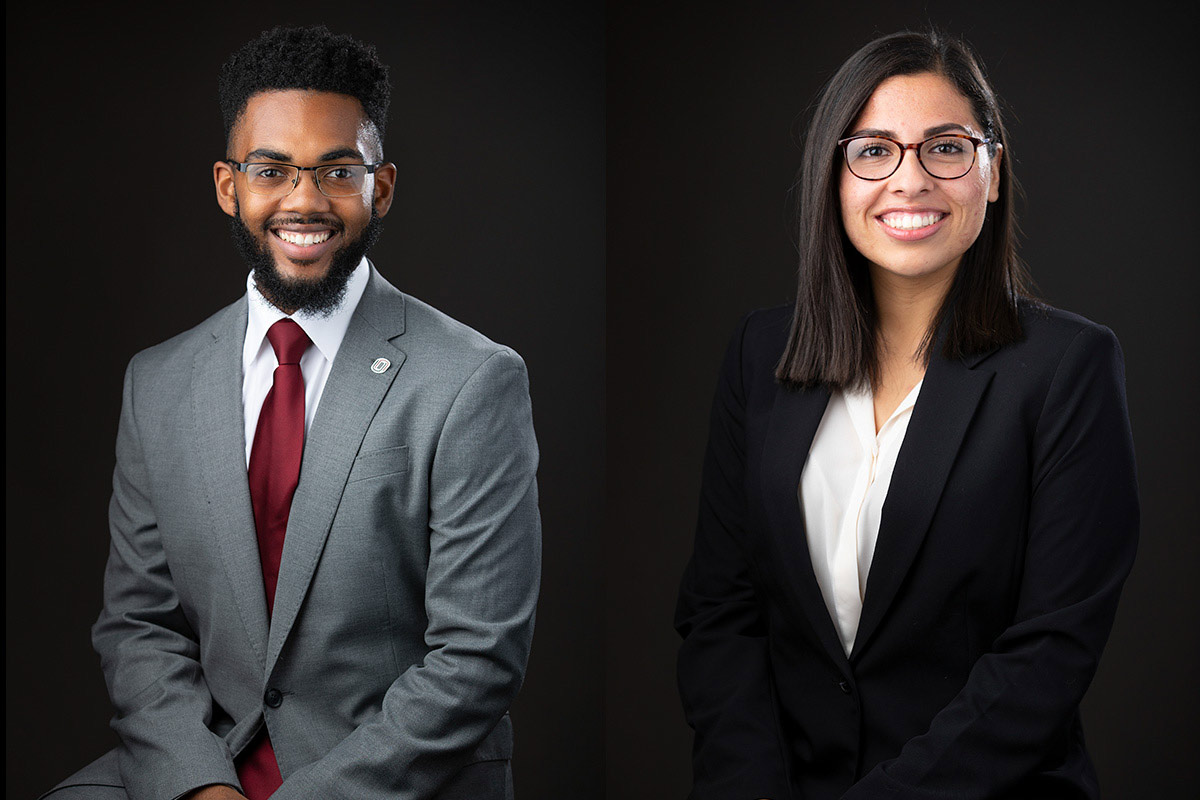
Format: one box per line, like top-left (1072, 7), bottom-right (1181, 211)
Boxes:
top-left (371, 358), bottom-right (391, 374)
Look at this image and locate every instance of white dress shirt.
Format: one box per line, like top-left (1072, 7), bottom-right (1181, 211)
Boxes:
top-left (799, 379), bottom-right (923, 656)
top-left (242, 258), bottom-right (370, 466)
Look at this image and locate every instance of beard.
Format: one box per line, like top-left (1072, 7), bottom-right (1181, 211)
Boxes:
top-left (230, 201), bottom-right (383, 316)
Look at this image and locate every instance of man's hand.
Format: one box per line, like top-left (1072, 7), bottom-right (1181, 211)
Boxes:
top-left (182, 785), bottom-right (248, 800)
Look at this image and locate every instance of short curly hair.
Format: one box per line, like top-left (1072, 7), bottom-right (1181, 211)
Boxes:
top-left (218, 24), bottom-right (391, 148)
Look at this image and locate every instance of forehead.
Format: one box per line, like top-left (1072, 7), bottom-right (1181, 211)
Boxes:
top-left (852, 72), bottom-right (981, 135)
top-left (231, 89), bottom-right (379, 157)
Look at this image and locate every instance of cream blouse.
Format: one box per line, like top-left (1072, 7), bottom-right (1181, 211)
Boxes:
top-left (799, 379), bottom-right (923, 656)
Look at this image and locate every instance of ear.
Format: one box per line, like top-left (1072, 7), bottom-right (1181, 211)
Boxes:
top-left (987, 144), bottom-right (1002, 203)
top-left (213, 160), bottom-right (238, 218)
top-left (372, 162), bottom-right (398, 218)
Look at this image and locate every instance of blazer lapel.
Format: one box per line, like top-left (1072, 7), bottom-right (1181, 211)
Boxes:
top-left (192, 299), bottom-right (270, 667)
top-left (852, 351), bottom-right (995, 659)
top-left (266, 267), bottom-right (408, 674)
top-left (760, 384), bottom-right (851, 669)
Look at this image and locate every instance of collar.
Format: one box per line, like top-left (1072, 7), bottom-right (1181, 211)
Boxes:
top-left (243, 257), bottom-right (370, 369)
top-left (842, 377), bottom-right (924, 448)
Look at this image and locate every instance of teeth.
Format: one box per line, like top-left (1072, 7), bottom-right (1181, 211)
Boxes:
top-left (276, 230), bottom-right (332, 246)
top-left (880, 212), bottom-right (944, 230)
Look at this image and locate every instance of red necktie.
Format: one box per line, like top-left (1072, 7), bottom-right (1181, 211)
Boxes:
top-left (238, 318), bottom-right (311, 799)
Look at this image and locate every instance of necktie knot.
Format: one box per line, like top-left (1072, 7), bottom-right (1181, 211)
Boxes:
top-left (266, 318), bottom-right (312, 365)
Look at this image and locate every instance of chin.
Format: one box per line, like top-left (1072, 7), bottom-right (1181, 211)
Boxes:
top-left (274, 254), bottom-right (332, 278)
top-left (870, 254), bottom-right (958, 280)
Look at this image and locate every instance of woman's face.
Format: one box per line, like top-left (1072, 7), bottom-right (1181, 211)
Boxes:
top-left (838, 72), bottom-right (1001, 288)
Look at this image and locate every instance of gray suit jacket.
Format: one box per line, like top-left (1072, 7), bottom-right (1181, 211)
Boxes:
top-left (52, 264), bottom-right (541, 800)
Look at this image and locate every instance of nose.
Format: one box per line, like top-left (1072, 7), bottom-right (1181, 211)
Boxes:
top-left (887, 145), bottom-right (934, 195)
top-left (279, 169), bottom-right (333, 212)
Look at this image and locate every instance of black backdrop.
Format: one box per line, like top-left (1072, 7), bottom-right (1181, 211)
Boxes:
top-left (5, 2), bottom-right (603, 798)
top-left (606, 2), bottom-right (1199, 798)
top-left (7, 1), bottom-right (1200, 799)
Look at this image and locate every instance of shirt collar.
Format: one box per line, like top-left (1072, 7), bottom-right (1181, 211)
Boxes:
top-left (842, 378), bottom-right (924, 447)
top-left (243, 257), bottom-right (370, 369)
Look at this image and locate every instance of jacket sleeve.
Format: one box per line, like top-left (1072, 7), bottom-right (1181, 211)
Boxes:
top-left (675, 315), bottom-right (791, 800)
top-left (844, 324), bottom-right (1140, 799)
top-left (274, 348), bottom-right (542, 800)
top-left (92, 356), bottom-right (241, 800)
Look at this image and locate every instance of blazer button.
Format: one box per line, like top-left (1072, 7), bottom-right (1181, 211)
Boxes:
top-left (264, 688), bottom-right (283, 708)
top-left (838, 681), bottom-right (852, 694)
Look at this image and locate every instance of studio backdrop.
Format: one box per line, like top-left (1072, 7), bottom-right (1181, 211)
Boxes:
top-left (6, 1), bottom-right (1198, 799)
top-left (5, 2), bottom-right (603, 799)
top-left (606, 1), bottom-right (1199, 797)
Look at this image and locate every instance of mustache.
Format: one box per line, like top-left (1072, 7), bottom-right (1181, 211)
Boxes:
top-left (262, 215), bottom-right (344, 231)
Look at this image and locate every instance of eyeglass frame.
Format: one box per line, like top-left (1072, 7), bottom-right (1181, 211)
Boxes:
top-left (224, 159), bottom-right (385, 197)
top-left (835, 134), bottom-right (996, 181)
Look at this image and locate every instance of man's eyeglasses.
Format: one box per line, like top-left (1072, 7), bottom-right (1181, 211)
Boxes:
top-left (225, 160), bottom-right (383, 198)
top-left (836, 134), bottom-right (995, 181)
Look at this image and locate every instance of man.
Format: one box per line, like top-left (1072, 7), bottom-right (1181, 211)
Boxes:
top-left (44, 24), bottom-right (541, 800)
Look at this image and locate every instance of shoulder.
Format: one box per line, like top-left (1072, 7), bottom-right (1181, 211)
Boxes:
top-left (380, 290), bottom-right (534, 435)
top-left (740, 305), bottom-right (793, 356)
top-left (361, 270), bottom-right (529, 392)
top-left (705, 305), bottom-right (793, 408)
top-left (987, 299), bottom-right (1126, 381)
top-left (403, 294), bottom-right (532, 409)
top-left (727, 304), bottom-right (792, 376)
top-left (1015, 299), bottom-right (1122, 357)
top-left (125, 297), bottom-right (245, 380)
top-left (980, 300), bottom-right (1129, 434)
top-left (398, 292), bottom-right (526, 373)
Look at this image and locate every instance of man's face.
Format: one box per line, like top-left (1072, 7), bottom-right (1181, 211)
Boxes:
top-left (214, 90), bottom-right (396, 314)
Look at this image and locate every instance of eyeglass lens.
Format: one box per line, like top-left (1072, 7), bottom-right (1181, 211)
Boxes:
top-left (844, 136), bottom-right (977, 180)
top-left (243, 164), bottom-right (370, 197)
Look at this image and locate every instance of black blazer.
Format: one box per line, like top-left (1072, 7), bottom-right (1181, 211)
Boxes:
top-left (676, 302), bottom-right (1138, 800)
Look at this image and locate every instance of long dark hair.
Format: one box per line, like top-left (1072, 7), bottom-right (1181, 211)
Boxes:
top-left (775, 30), bottom-right (1032, 390)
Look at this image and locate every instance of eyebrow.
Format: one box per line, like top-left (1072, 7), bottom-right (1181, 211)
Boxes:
top-left (847, 123), bottom-right (973, 138)
top-left (318, 147), bottom-right (366, 162)
top-left (242, 146), bottom-right (366, 163)
top-left (243, 148), bottom-right (291, 162)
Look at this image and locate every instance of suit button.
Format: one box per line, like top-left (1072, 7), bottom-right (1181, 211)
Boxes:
top-left (838, 681), bottom-right (852, 694)
top-left (264, 688), bottom-right (283, 708)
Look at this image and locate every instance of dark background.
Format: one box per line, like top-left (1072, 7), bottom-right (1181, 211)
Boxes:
top-left (8, 1), bottom-right (1200, 799)
top-left (6, 1), bottom-right (602, 798)
top-left (607, 1), bottom-right (1199, 798)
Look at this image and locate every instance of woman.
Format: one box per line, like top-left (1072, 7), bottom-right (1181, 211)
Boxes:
top-left (675, 30), bottom-right (1138, 800)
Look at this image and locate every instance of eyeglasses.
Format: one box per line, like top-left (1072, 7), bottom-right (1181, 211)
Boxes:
top-left (837, 134), bottom-right (994, 180)
top-left (225, 160), bottom-right (383, 198)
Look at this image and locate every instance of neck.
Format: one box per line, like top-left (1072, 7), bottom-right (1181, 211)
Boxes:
top-left (870, 261), bottom-right (958, 362)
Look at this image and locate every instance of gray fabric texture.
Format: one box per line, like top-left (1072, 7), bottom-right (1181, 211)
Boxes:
top-left (62, 263), bottom-right (540, 800)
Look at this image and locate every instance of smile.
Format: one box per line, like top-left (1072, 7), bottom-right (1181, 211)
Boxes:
top-left (273, 229), bottom-right (334, 246)
top-left (876, 211), bottom-right (948, 242)
top-left (879, 211), bottom-right (946, 231)
top-left (269, 225), bottom-right (341, 261)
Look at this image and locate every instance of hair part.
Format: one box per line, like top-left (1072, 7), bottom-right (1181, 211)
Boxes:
top-left (775, 29), bottom-right (1033, 390)
top-left (219, 24), bottom-right (391, 152)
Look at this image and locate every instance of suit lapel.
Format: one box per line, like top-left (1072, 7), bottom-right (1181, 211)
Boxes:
top-left (192, 300), bottom-right (270, 667)
top-left (760, 384), bottom-right (851, 669)
top-left (852, 352), bottom-right (994, 659)
top-left (266, 267), bottom-right (408, 674)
